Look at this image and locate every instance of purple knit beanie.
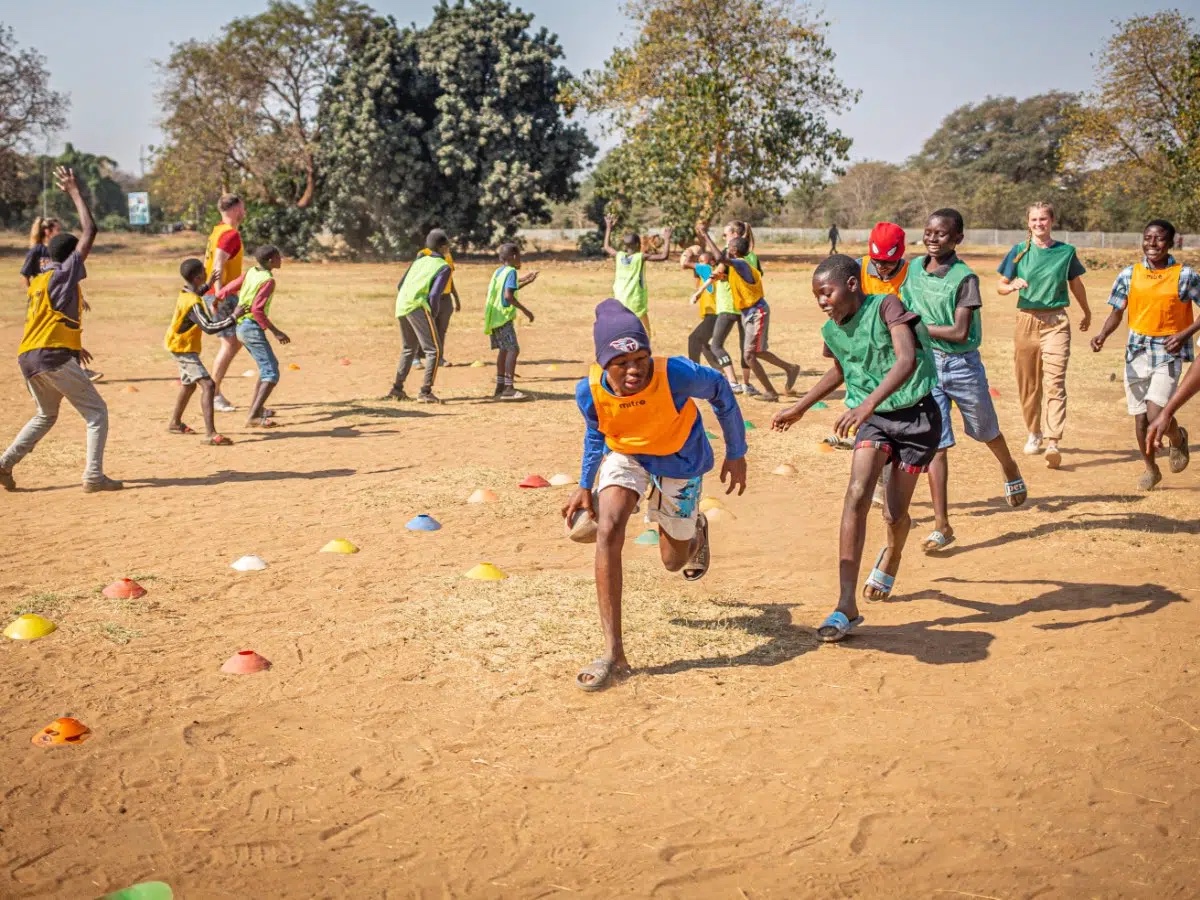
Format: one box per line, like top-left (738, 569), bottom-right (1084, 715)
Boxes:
top-left (593, 298), bottom-right (651, 366)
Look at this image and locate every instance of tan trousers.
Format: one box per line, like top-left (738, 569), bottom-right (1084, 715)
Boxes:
top-left (1013, 308), bottom-right (1071, 441)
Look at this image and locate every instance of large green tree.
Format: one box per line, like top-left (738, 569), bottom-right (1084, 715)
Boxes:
top-left (414, 0), bottom-right (595, 247)
top-left (317, 16), bottom-right (439, 257)
top-left (1063, 10), bottom-right (1200, 229)
top-left (577, 0), bottom-right (856, 231)
top-left (914, 93), bottom-right (1079, 185)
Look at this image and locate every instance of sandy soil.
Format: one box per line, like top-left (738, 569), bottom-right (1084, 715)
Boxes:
top-left (0, 234), bottom-right (1197, 899)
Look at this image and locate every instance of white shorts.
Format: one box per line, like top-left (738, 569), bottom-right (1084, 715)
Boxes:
top-left (596, 452), bottom-right (701, 540)
top-left (1125, 352), bottom-right (1181, 415)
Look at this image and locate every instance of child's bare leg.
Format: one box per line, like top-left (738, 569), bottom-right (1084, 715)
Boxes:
top-left (1137, 401), bottom-right (1180, 487)
top-left (837, 448), bottom-right (889, 617)
top-left (494, 350), bottom-right (507, 396)
top-left (211, 334), bottom-right (242, 400)
top-left (985, 433), bottom-right (1023, 482)
top-left (928, 450), bottom-right (951, 538)
top-left (169, 382), bottom-right (197, 429)
top-left (198, 379), bottom-right (217, 437)
top-left (586, 485), bottom-right (639, 682)
top-left (745, 353), bottom-right (777, 397)
top-left (245, 380), bottom-right (278, 424)
top-left (865, 464), bottom-right (920, 600)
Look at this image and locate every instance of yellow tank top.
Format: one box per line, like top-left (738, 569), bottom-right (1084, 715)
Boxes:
top-left (588, 357), bottom-right (698, 456)
top-left (1127, 263), bottom-right (1191, 338)
top-left (18, 271), bottom-right (82, 355)
top-left (204, 223), bottom-right (243, 286)
top-left (728, 260), bottom-right (764, 311)
top-left (860, 257), bottom-right (909, 296)
top-left (165, 289), bottom-right (203, 354)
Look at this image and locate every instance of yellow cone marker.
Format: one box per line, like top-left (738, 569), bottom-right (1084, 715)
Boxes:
top-left (699, 496), bottom-right (725, 512)
top-left (320, 538), bottom-right (359, 554)
top-left (705, 507), bottom-right (737, 523)
top-left (465, 562), bottom-right (507, 581)
top-left (548, 364), bottom-right (559, 371)
top-left (4, 613), bottom-right (57, 640)
top-left (470, 360), bottom-right (486, 368)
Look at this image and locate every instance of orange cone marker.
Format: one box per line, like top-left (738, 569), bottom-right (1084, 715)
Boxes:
top-left (103, 578), bottom-right (147, 599)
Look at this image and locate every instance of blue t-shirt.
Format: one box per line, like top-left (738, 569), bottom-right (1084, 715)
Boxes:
top-left (694, 263), bottom-right (715, 293)
top-left (574, 356), bottom-right (748, 489)
top-left (500, 267), bottom-right (518, 305)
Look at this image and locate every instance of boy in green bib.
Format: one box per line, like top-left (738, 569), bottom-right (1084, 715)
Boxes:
top-left (483, 243), bottom-right (538, 401)
top-left (603, 211), bottom-right (672, 335)
top-left (772, 254), bottom-right (941, 642)
top-left (901, 209), bottom-right (1027, 553)
top-left (388, 230), bottom-right (454, 403)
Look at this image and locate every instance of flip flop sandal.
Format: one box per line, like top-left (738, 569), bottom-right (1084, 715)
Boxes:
top-left (751, 392), bottom-right (780, 402)
top-left (817, 610), bottom-right (864, 643)
top-left (1170, 426), bottom-right (1190, 474)
top-left (1137, 469), bottom-right (1162, 491)
top-left (862, 547), bottom-right (896, 601)
top-left (682, 513), bottom-right (710, 581)
top-left (207, 434), bottom-right (233, 446)
top-left (922, 530), bottom-right (955, 553)
top-left (575, 658), bottom-right (628, 692)
top-left (249, 417), bottom-right (280, 428)
top-left (168, 424), bottom-right (196, 435)
top-left (1004, 477), bottom-right (1028, 508)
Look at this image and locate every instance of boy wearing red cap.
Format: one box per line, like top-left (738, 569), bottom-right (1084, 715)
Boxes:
top-left (859, 222), bottom-right (910, 295)
top-left (563, 299), bottom-right (748, 692)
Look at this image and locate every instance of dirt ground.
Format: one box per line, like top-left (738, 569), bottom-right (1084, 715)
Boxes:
top-left (1, 233), bottom-right (1197, 899)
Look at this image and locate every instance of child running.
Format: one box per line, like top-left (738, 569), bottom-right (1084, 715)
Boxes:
top-left (563, 298), bottom-right (748, 691)
top-left (483, 243), bottom-right (538, 401)
top-left (681, 245), bottom-right (720, 368)
top-left (698, 225), bottom-right (802, 401)
top-left (603, 212), bottom-right (672, 335)
top-left (1091, 219), bottom-right (1199, 490)
top-left (771, 254), bottom-right (941, 642)
top-left (165, 259), bottom-right (241, 444)
top-left (900, 209), bottom-right (1027, 552)
top-left (234, 245), bottom-right (291, 427)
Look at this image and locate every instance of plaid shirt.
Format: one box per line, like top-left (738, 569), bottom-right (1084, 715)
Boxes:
top-left (1108, 256), bottom-right (1200, 363)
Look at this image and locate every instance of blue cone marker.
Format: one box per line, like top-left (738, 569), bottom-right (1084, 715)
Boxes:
top-left (406, 514), bottom-right (442, 532)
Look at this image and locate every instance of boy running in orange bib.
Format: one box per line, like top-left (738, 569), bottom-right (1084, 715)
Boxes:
top-left (1092, 219), bottom-right (1199, 489)
top-left (563, 299), bottom-right (748, 691)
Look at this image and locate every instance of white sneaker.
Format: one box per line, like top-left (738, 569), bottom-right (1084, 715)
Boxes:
top-left (214, 396), bottom-right (237, 413)
top-left (1022, 434), bottom-right (1043, 455)
top-left (730, 383), bottom-right (745, 394)
top-left (743, 384), bottom-right (762, 397)
top-left (1044, 443), bottom-right (1062, 469)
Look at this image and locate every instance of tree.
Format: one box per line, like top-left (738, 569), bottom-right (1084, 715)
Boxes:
top-left (317, 16), bottom-right (439, 257)
top-left (154, 0), bottom-right (372, 213)
top-left (1063, 10), bottom-right (1200, 229)
top-left (914, 93), bottom-right (1079, 185)
top-left (413, 0), bottom-right (595, 248)
top-left (36, 144), bottom-right (126, 226)
top-left (824, 161), bottom-right (901, 227)
top-left (577, 0), bottom-right (856, 231)
top-left (0, 24), bottom-right (67, 151)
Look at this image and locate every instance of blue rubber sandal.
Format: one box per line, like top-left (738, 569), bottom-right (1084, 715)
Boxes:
top-left (863, 547), bottom-right (895, 601)
top-left (1004, 477), bottom-right (1028, 508)
top-left (817, 610), bottom-right (864, 643)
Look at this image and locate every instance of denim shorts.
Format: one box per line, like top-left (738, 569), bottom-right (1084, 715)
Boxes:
top-left (236, 320), bottom-right (279, 384)
top-left (931, 349), bottom-right (1001, 450)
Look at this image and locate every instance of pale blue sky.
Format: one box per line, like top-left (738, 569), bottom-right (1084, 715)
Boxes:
top-left (0, 0), bottom-right (1182, 174)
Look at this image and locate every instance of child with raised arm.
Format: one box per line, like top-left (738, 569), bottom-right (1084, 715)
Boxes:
top-left (681, 245), bottom-right (721, 368)
top-left (563, 299), bottom-right (748, 692)
top-left (0, 167), bottom-right (120, 493)
top-left (771, 255), bottom-right (940, 642)
top-left (698, 225), bottom-right (801, 401)
top-left (165, 259), bottom-right (241, 445)
top-left (483, 243), bottom-right (538, 401)
top-left (1092, 219), bottom-right (1199, 490)
top-left (900, 209), bottom-right (1026, 553)
top-left (234, 245), bottom-right (291, 428)
top-left (603, 212), bottom-right (672, 335)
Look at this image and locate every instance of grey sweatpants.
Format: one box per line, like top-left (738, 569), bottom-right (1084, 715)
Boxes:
top-left (393, 306), bottom-right (440, 395)
top-left (434, 300), bottom-right (454, 360)
top-left (1, 358), bottom-right (109, 483)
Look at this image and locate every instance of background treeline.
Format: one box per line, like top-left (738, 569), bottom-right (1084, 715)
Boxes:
top-left (0, 4), bottom-right (1196, 256)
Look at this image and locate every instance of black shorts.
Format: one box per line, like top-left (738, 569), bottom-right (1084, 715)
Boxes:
top-left (854, 394), bottom-right (942, 473)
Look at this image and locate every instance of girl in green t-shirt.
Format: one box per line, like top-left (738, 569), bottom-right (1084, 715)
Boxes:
top-left (997, 201), bottom-right (1092, 469)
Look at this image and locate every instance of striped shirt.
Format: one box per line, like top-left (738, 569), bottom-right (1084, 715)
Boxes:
top-left (1108, 256), bottom-right (1200, 363)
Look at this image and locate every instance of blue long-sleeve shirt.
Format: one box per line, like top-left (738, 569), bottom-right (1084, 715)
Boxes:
top-left (574, 356), bottom-right (748, 489)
